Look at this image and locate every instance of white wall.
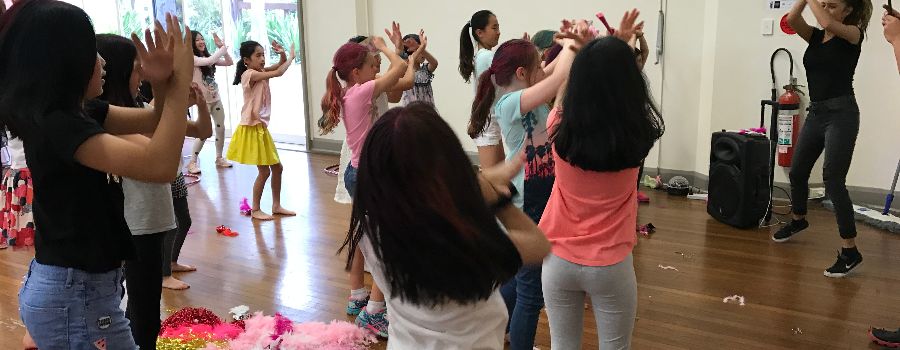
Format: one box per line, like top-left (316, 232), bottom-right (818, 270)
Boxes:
top-left (302, 0), bottom-right (900, 192)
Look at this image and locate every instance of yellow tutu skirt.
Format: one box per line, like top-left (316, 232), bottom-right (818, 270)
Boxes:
top-left (226, 124), bottom-right (280, 166)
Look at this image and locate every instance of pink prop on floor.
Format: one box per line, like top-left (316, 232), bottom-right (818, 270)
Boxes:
top-left (239, 198), bottom-right (251, 216)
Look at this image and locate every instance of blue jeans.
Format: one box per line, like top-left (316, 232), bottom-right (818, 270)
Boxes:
top-left (501, 264), bottom-right (544, 350)
top-left (19, 259), bottom-right (137, 349)
top-left (344, 163), bottom-right (358, 198)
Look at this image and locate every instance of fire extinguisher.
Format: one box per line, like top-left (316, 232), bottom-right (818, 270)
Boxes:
top-left (770, 48), bottom-right (805, 167)
top-left (777, 79), bottom-right (804, 167)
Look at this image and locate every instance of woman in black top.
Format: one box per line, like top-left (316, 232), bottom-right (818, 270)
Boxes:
top-left (778, 0), bottom-right (873, 278)
top-left (0, 1), bottom-right (195, 348)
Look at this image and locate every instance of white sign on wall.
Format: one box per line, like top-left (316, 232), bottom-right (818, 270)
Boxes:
top-left (768, 0), bottom-right (797, 10)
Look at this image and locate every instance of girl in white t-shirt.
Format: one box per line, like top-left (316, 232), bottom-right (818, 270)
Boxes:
top-left (460, 10), bottom-right (505, 168)
top-left (339, 102), bottom-right (549, 349)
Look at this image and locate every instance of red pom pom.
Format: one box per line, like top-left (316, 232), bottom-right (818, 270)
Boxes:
top-left (231, 319), bottom-right (246, 330)
top-left (159, 307), bottom-right (223, 336)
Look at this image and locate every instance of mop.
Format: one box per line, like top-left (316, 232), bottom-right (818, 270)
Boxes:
top-left (821, 158), bottom-right (900, 233)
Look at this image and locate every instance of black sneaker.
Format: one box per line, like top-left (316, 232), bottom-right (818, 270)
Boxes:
top-left (869, 328), bottom-right (900, 348)
top-left (772, 219), bottom-right (809, 242)
top-left (824, 250), bottom-right (862, 278)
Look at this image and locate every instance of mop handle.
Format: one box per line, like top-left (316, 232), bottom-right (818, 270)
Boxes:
top-left (883, 158), bottom-right (900, 215)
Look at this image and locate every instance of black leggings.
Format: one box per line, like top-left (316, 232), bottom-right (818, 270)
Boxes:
top-left (163, 196), bottom-right (191, 276)
top-left (789, 95), bottom-right (859, 239)
top-left (124, 231), bottom-right (170, 349)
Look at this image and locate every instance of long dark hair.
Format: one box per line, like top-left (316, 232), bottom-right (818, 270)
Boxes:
top-left (843, 0), bottom-right (873, 33)
top-left (339, 102), bottom-right (522, 306)
top-left (233, 40), bottom-right (261, 85)
top-left (469, 39), bottom-right (538, 139)
top-left (192, 30), bottom-right (216, 80)
top-left (459, 10), bottom-right (494, 82)
top-left (96, 34), bottom-right (140, 108)
top-left (553, 37), bottom-right (664, 172)
top-left (0, 0), bottom-right (98, 140)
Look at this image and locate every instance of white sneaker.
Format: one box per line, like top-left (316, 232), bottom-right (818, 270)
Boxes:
top-left (215, 157), bottom-right (233, 168)
top-left (186, 161), bottom-right (201, 174)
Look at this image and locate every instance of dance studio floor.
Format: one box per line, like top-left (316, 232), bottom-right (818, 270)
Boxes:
top-left (0, 145), bottom-right (898, 349)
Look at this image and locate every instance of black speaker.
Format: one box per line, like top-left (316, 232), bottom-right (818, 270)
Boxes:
top-left (707, 132), bottom-right (772, 229)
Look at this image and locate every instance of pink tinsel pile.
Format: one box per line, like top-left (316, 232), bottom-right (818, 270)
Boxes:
top-left (158, 307), bottom-right (375, 350)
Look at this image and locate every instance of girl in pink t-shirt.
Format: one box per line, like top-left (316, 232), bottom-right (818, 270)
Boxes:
top-left (319, 31), bottom-right (415, 338)
top-left (538, 10), bottom-right (665, 350)
top-left (225, 40), bottom-right (296, 221)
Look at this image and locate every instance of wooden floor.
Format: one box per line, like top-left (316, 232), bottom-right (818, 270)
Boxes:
top-left (1, 146), bottom-right (899, 349)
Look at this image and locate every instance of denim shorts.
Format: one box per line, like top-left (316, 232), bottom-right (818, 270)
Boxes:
top-left (344, 163), bottom-right (358, 198)
top-left (18, 259), bottom-right (137, 349)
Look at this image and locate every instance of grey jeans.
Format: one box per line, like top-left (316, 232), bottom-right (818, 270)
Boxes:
top-left (789, 94), bottom-right (859, 239)
top-left (542, 253), bottom-right (637, 350)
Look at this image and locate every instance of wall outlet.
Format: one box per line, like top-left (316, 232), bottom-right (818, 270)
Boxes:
top-left (761, 18), bottom-right (775, 36)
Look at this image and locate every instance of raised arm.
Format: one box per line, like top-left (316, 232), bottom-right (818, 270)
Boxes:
top-left (372, 36), bottom-right (408, 97)
top-left (423, 49), bottom-right (438, 73)
top-left (194, 45), bottom-right (227, 66)
top-left (213, 33), bottom-right (233, 66)
top-left (264, 40), bottom-right (288, 72)
top-left (788, 0), bottom-right (815, 42)
top-left (75, 14), bottom-right (192, 183)
top-left (392, 30), bottom-right (427, 92)
top-left (806, 0), bottom-right (862, 44)
top-left (249, 45), bottom-right (296, 82)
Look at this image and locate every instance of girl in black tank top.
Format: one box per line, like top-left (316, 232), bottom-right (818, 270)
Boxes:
top-left (776, 0), bottom-right (872, 279)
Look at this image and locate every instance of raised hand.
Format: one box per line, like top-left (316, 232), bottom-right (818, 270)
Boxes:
top-left (372, 36), bottom-right (388, 51)
top-left (614, 9), bottom-right (643, 42)
top-left (522, 32), bottom-right (531, 41)
top-left (384, 21), bottom-right (403, 50)
top-left (213, 33), bottom-right (225, 48)
top-left (409, 30), bottom-right (427, 61)
top-left (271, 40), bottom-right (285, 54)
top-left (885, 12), bottom-right (900, 43)
top-left (131, 18), bottom-right (173, 85)
top-left (167, 13), bottom-right (194, 84)
top-left (289, 44), bottom-right (297, 60)
top-left (556, 19), bottom-right (595, 50)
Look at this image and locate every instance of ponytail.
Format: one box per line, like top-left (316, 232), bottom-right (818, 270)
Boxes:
top-left (232, 60), bottom-right (247, 85)
top-left (459, 22), bottom-right (475, 82)
top-left (844, 0), bottom-right (873, 35)
top-left (320, 68), bottom-right (344, 135)
top-left (233, 41), bottom-right (261, 85)
top-left (468, 68), bottom-right (496, 138)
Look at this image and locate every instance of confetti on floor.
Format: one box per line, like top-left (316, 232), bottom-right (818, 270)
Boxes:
top-left (658, 264), bottom-right (679, 271)
top-left (723, 295), bottom-right (746, 306)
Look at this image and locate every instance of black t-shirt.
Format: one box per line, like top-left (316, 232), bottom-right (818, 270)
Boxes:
top-left (803, 28), bottom-right (861, 102)
top-left (25, 99), bottom-right (135, 273)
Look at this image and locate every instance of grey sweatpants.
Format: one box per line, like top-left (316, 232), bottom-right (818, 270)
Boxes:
top-left (542, 253), bottom-right (637, 350)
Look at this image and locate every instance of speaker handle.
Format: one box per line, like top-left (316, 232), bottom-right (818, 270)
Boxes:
top-left (760, 99), bottom-right (780, 223)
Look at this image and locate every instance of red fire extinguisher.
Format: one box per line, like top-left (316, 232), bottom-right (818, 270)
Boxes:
top-left (777, 78), bottom-right (804, 167)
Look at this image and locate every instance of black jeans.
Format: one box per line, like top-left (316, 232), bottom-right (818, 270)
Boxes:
top-left (124, 231), bottom-right (169, 349)
top-left (163, 196), bottom-right (191, 276)
top-left (789, 94), bottom-right (859, 239)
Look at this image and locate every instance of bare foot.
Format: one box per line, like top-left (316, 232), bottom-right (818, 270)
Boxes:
top-left (251, 210), bottom-right (275, 221)
top-left (23, 331), bottom-right (37, 349)
top-left (171, 262), bottom-right (196, 272)
top-left (272, 206), bottom-right (296, 216)
top-left (162, 276), bottom-right (190, 290)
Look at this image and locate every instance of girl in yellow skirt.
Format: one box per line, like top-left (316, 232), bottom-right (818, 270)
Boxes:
top-left (226, 40), bottom-right (296, 220)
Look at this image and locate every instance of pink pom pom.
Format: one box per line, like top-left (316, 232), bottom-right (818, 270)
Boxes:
top-left (240, 198), bottom-right (251, 216)
top-left (281, 320), bottom-right (376, 350)
top-left (272, 313), bottom-right (294, 340)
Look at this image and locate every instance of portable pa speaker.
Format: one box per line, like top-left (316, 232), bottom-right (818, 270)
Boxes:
top-left (707, 132), bottom-right (772, 228)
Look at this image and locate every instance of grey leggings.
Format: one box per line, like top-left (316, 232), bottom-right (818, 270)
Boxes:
top-left (192, 99), bottom-right (227, 158)
top-left (542, 253), bottom-right (637, 350)
top-left (789, 94), bottom-right (859, 239)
